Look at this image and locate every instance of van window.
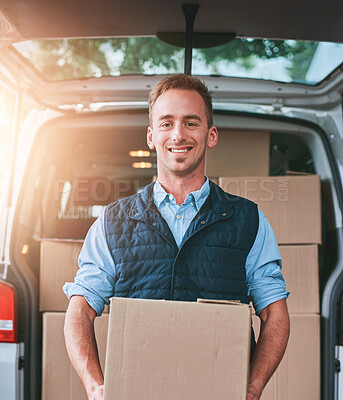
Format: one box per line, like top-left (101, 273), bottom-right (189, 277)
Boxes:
top-left (13, 37), bottom-right (343, 84)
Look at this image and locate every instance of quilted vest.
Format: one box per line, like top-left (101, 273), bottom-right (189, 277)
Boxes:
top-left (104, 180), bottom-right (259, 354)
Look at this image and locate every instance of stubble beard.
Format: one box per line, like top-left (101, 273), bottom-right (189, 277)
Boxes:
top-left (162, 146), bottom-right (207, 177)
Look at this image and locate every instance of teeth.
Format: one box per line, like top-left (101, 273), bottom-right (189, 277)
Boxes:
top-left (170, 149), bottom-right (189, 153)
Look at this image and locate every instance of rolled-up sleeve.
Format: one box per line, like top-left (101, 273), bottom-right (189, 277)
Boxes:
top-left (63, 209), bottom-right (116, 316)
top-left (246, 210), bottom-right (290, 315)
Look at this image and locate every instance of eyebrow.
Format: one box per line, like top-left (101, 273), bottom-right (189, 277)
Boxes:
top-left (184, 114), bottom-right (202, 121)
top-left (158, 114), bottom-right (173, 121)
top-left (158, 114), bottom-right (202, 122)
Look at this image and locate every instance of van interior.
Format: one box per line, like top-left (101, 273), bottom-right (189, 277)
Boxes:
top-left (6, 107), bottom-right (341, 398)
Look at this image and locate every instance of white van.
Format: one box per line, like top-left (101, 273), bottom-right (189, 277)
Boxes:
top-left (0, 1), bottom-right (343, 399)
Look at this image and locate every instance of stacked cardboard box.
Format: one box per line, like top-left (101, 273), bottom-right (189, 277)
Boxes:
top-left (219, 174), bottom-right (321, 400)
top-left (218, 175), bottom-right (321, 245)
top-left (39, 238), bottom-right (111, 399)
top-left (279, 245), bottom-right (319, 314)
top-left (39, 239), bottom-right (84, 312)
top-left (40, 130), bottom-right (322, 399)
top-left (42, 313), bottom-right (109, 400)
top-left (39, 239), bottom-right (110, 313)
top-left (253, 314), bottom-right (320, 400)
top-left (206, 130), bottom-right (270, 177)
top-left (42, 300), bottom-right (253, 400)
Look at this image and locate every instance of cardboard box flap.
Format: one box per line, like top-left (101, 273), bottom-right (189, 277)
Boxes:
top-left (197, 298), bottom-right (243, 306)
top-left (37, 238), bottom-right (84, 243)
top-left (285, 170), bottom-right (313, 176)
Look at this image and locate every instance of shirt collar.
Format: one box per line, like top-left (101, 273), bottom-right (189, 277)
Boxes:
top-left (153, 177), bottom-right (210, 211)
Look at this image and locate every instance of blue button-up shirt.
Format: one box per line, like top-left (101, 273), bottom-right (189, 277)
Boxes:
top-left (64, 179), bottom-right (289, 316)
top-left (153, 179), bottom-right (210, 247)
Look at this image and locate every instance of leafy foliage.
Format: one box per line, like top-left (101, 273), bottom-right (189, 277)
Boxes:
top-left (108, 38), bottom-right (182, 74)
top-left (286, 41), bottom-right (319, 81)
top-left (22, 37), bottom-right (318, 83)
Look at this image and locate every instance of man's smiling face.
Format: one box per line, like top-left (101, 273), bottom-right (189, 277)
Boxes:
top-left (147, 89), bottom-right (218, 179)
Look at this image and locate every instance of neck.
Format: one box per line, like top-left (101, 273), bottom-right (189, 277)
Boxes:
top-left (157, 172), bottom-right (206, 205)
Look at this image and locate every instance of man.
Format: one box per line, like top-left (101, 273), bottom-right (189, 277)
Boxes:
top-left (64, 74), bottom-right (290, 400)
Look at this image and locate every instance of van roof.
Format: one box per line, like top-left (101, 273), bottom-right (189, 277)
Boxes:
top-left (0, 0), bottom-right (343, 43)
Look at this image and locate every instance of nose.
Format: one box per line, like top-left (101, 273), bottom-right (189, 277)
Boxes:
top-left (171, 122), bottom-right (186, 143)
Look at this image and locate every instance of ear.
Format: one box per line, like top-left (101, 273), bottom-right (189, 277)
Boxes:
top-left (147, 127), bottom-right (155, 150)
top-left (207, 126), bottom-right (218, 149)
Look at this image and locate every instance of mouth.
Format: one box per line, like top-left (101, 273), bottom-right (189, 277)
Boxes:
top-left (168, 146), bottom-right (193, 153)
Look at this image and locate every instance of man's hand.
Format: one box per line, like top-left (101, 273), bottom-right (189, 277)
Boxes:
top-left (247, 298), bottom-right (290, 400)
top-left (64, 296), bottom-right (104, 400)
top-left (247, 384), bottom-right (260, 400)
top-left (89, 384), bottom-right (104, 400)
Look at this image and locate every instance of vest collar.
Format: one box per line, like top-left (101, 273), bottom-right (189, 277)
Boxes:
top-left (129, 181), bottom-right (235, 250)
top-left (129, 182), bottom-right (157, 221)
top-left (129, 183), bottom-right (178, 249)
top-left (129, 180), bottom-right (234, 220)
top-left (208, 180), bottom-right (234, 218)
top-left (177, 181), bottom-right (234, 247)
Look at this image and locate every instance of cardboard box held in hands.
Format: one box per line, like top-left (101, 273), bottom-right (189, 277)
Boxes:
top-left (104, 297), bottom-right (252, 400)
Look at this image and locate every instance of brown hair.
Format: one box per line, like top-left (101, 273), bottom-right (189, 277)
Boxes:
top-left (148, 74), bottom-right (213, 128)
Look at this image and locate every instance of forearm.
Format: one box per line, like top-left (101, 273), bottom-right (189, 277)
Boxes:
top-left (248, 299), bottom-right (290, 400)
top-left (64, 296), bottom-right (104, 399)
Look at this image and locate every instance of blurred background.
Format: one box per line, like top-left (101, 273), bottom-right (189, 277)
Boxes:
top-left (0, 88), bottom-right (14, 201)
top-left (2, 37), bottom-right (342, 202)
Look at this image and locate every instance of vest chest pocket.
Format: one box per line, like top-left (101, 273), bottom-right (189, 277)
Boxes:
top-left (187, 228), bottom-right (251, 252)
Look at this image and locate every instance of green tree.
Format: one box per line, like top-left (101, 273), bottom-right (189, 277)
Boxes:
top-left (33, 39), bottom-right (112, 80)
top-left (200, 39), bottom-right (294, 63)
top-left (19, 37), bottom-right (318, 83)
top-left (286, 41), bottom-right (319, 82)
top-left (108, 38), bottom-right (182, 74)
